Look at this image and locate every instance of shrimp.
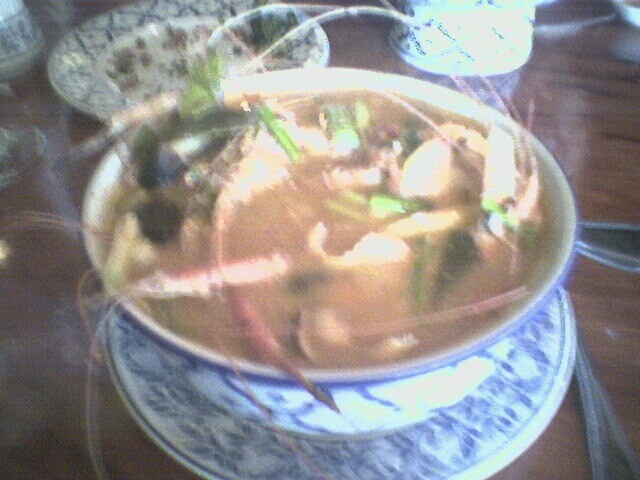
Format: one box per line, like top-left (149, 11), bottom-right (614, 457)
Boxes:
top-left (307, 222), bottom-right (411, 268)
top-left (482, 126), bottom-right (518, 206)
top-left (96, 206), bottom-right (339, 414)
top-left (128, 254), bottom-right (290, 299)
top-left (225, 287), bottom-right (340, 412)
top-left (513, 154), bottom-right (542, 226)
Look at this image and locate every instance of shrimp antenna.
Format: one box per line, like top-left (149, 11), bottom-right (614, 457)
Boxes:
top-left (209, 334), bottom-right (337, 480)
top-left (76, 266), bottom-right (116, 479)
top-left (85, 304), bottom-right (118, 480)
top-left (1, 211), bottom-right (108, 240)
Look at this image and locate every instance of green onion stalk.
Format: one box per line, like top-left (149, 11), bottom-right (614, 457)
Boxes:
top-left (256, 103), bottom-right (301, 163)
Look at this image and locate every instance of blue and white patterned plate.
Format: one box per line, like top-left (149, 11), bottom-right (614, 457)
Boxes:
top-left (103, 289), bottom-right (577, 480)
top-left (46, 0), bottom-right (330, 120)
top-left (387, 0), bottom-right (535, 76)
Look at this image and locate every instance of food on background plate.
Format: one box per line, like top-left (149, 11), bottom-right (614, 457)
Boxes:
top-left (103, 4), bottom-right (305, 98)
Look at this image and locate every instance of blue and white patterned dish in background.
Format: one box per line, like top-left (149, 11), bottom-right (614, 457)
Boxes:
top-left (611, 0), bottom-right (640, 28)
top-left (0, 0), bottom-right (44, 82)
top-left (104, 289), bottom-right (576, 480)
top-left (46, 0), bottom-right (329, 120)
top-left (388, 0), bottom-right (536, 76)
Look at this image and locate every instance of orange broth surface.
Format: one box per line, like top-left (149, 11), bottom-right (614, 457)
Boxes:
top-left (104, 91), bottom-right (548, 369)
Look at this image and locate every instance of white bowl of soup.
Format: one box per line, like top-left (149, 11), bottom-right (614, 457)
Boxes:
top-left (83, 68), bottom-right (578, 436)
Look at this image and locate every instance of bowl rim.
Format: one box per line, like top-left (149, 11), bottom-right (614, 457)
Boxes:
top-left (82, 67), bottom-right (579, 384)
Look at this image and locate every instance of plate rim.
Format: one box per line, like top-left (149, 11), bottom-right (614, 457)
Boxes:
top-left (102, 289), bottom-right (577, 480)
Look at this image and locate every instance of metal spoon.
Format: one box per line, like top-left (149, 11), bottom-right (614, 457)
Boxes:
top-left (574, 221), bottom-right (640, 479)
top-left (576, 221), bottom-right (640, 273)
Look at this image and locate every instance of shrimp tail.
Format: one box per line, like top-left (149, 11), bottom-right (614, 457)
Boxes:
top-left (226, 288), bottom-right (340, 413)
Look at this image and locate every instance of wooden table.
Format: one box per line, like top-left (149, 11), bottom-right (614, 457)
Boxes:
top-left (0, 0), bottom-right (638, 478)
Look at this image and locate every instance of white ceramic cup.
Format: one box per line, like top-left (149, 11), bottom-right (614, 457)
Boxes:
top-left (0, 0), bottom-right (44, 82)
top-left (388, 0), bottom-right (536, 76)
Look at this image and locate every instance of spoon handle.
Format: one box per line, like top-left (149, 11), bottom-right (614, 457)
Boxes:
top-left (575, 336), bottom-right (640, 480)
top-left (576, 222), bottom-right (640, 273)
top-left (574, 221), bottom-right (640, 478)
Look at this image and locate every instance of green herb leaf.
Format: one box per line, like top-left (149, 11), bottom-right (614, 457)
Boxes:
top-left (323, 104), bottom-right (361, 152)
top-left (326, 190), bottom-right (433, 221)
top-left (437, 230), bottom-right (480, 295)
top-left (369, 193), bottom-right (433, 217)
top-left (324, 190), bottom-right (369, 222)
top-left (256, 103), bottom-right (301, 162)
top-left (481, 198), bottom-right (518, 229)
top-left (325, 199), bottom-right (370, 222)
top-left (133, 125), bottom-right (162, 190)
top-left (369, 193), bottom-right (407, 216)
top-left (339, 190), bottom-right (368, 206)
top-left (399, 122), bottom-right (423, 157)
top-left (411, 236), bottom-right (431, 312)
top-left (180, 51), bottom-right (223, 118)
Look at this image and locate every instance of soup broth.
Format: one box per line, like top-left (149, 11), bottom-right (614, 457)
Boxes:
top-left (101, 90), bottom-right (547, 369)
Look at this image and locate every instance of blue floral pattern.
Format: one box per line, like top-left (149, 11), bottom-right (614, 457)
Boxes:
top-left (105, 289), bottom-right (576, 480)
top-left (0, 5), bottom-right (43, 61)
